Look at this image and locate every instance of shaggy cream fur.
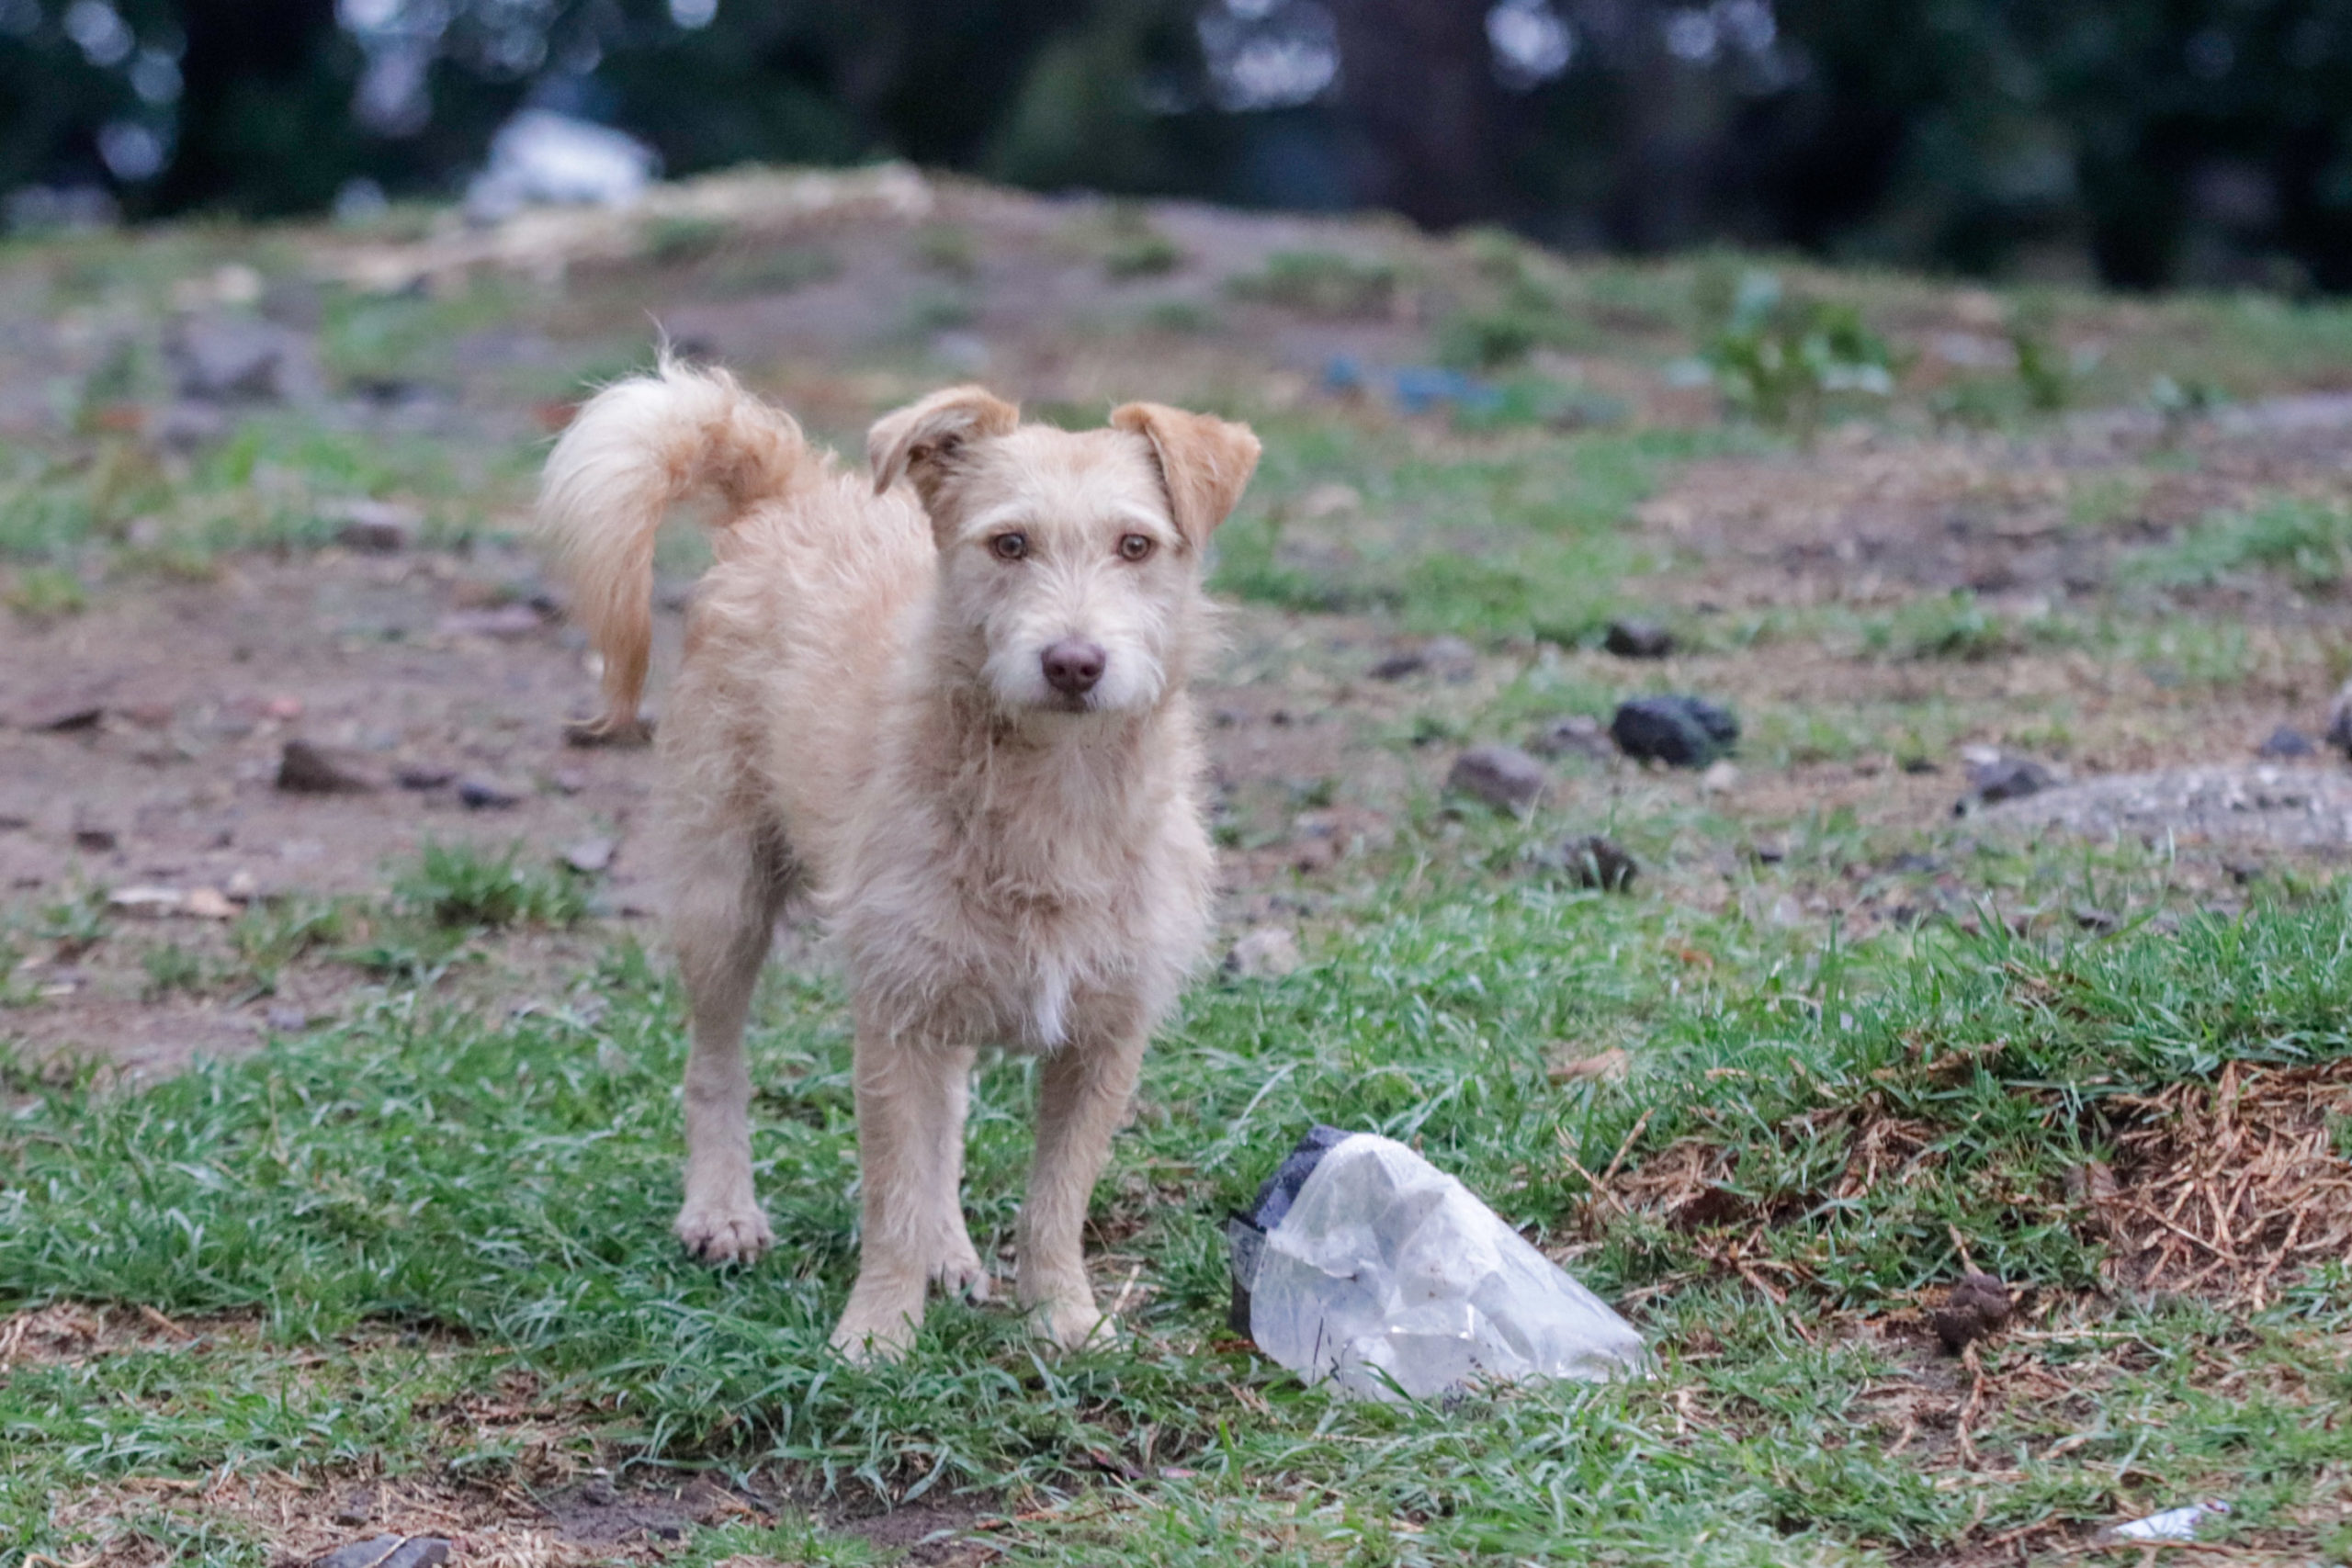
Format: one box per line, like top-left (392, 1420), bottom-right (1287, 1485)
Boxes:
top-left (537, 360), bottom-right (1259, 1357)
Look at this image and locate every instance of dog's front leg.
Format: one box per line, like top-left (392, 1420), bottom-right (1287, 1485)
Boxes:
top-left (831, 1030), bottom-right (984, 1361)
top-left (1018, 1029), bottom-right (1147, 1351)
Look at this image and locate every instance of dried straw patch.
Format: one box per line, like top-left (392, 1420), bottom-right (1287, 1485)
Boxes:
top-left (2092, 1058), bottom-right (2352, 1306)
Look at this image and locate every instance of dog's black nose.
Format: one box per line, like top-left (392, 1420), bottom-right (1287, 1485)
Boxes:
top-left (1041, 639), bottom-right (1106, 697)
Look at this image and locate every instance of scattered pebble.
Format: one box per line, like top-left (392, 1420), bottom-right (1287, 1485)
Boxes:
top-left (562, 837), bottom-right (616, 874)
top-left (395, 764), bottom-right (456, 791)
top-left (1527, 714), bottom-right (1612, 761)
top-left (457, 775), bottom-right (525, 810)
top-left (1559, 834), bottom-right (1638, 891)
top-left (2256, 724), bottom-right (2314, 759)
top-left (550, 766), bottom-right (589, 794)
top-left (1928, 1269), bottom-right (2012, 1353)
top-left (1611, 695), bottom-right (1737, 768)
top-left (183, 887), bottom-right (237, 919)
top-left (1962, 754), bottom-right (2055, 809)
top-left (310, 1536), bottom-right (451, 1568)
top-left (1602, 618), bottom-right (1675, 659)
top-left (1701, 759), bottom-right (1740, 793)
top-left (166, 314), bottom-right (320, 403)
top-left (277, 739), bottom-right (379, 795)
top-left (265, 1005), bottom-right (311, 1032)
top-left (1447, 744), bottom-right (1548, 811)
top-left (329, 499), bottom-right (424, 553)
top-left (1224, 925), bottom-right (1302, 980)
top-left (1369, 636), bottom-right (1477, 682)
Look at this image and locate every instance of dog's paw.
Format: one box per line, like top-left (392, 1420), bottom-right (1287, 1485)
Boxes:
top-left (1028, 1292), bottom-right (1109, 1353)
top-left (831, 1277), bottom-right (925, 1363)
top-left (930, 1240), bottom-right (991, 1304)
top-left (673, 1199), bottom-right (775, 1265)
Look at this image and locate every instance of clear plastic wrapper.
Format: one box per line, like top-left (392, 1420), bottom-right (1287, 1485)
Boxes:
top-left (1229, 1128), bottom-right (1646, 1401)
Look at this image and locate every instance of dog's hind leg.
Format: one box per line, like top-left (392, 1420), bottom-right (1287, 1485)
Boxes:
top-left (671, 819), bottom-right (791, 1265)
top-left (831, 1029), bottom-right (985, 1360)
top-left (1017, 1025), bottom-right (1148, 1351)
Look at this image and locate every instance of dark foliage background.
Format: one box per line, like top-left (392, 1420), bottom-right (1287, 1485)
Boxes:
top-left (6, 0), bottom-right (2351, 291)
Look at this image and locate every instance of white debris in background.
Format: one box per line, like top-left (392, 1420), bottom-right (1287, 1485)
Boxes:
top-left (321, 162), bottom-right (934, 295)
top-left (2104, 1500), bottom-right (2231, 1543)
top-left (464, 110), bottom-right (659, 224)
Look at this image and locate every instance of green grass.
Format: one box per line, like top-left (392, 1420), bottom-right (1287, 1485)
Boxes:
top-left (4, 859), bottom-right (2348, 1563)
top-left (1212, 419), bottom-right (1749, 644)
top-left (2132, 497), bottom-right (2352, 593)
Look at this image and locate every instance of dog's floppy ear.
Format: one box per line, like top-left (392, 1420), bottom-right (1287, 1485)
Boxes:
top-left (869, 385), bottom-right (1020, 506)
top-left (1109, 402), bottom-right (1262, 547)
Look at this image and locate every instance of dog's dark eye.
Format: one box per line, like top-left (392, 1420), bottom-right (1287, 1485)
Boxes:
top-left (991, 532), bottom-right (1028, 561)
top-left (1118, 534), bottom-right (1154, 562)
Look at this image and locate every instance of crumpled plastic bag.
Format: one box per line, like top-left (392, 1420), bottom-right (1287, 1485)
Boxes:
top-left (1228, 1126), bottom-right (1646, 1401)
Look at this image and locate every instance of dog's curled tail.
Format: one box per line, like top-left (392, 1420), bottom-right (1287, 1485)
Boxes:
top-left (537, 357), bottom-right (808, 742)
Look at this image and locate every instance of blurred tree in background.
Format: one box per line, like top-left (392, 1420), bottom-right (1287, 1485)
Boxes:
top-left (5, 0), bottom-right (2351, 292)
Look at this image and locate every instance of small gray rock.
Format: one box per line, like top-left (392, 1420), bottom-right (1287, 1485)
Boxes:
top-left (1368, 648), bottom-right (1427, 681)
top-left (265, 1005), bottom-right (310, 1032)
top-left (394, 763), bottom-right (455, 790)
top-left (1447, 744), bottom-right (1548, 811)
top-left (277, 740), bottom-right (379, 795)
top-left (457, 775), bottom-right (524, 810)
top-left (562, 836), bottom-right (615, 874)
top-left (311, 1536), bottom-right (451, 1568)
top-left (1420, 636), bottom-right (1478, 682)
top-left (2258, 724), bottom-right (2315, 759)
top-left (332, 499), bottom-right (424, 552)
top-left (1528, 714), bottom-right (1612, 761)
top-left (1965, 754), bottom-right (2055, 807)
top-left (167, 315), bottom-right (320, 403)
top-left (1602, 619), bottom-right (1676, 659)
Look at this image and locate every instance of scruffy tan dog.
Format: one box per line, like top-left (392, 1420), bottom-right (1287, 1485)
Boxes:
top-left (537, 360), bottom-right (1259, 1359)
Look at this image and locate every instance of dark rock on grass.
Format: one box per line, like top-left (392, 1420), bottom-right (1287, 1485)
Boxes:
top-left (1928, 1270), bottom-right (2013, 1353)
top-left (311, 1537), bottom-right (451, 1568)
top-left (277, 739), bottom-right (379, 795)
top-left (1962, 754), bottom-right (2055, 809)
top-left (1528, 714), bottom-right (1613, 761)
top-left (1561, 834), bottom-right (1638, 891)
top-left (1611, 695), bottom-right (1737, 768)
top-left (2257, 724), bottom-right (2315, 759)
top-left (1602, 618), bottom-right (1676, 659)
top-left (1447, 744), bottom-right (1547, 811)
top-left (457, 775), bottom-right (525, 810)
